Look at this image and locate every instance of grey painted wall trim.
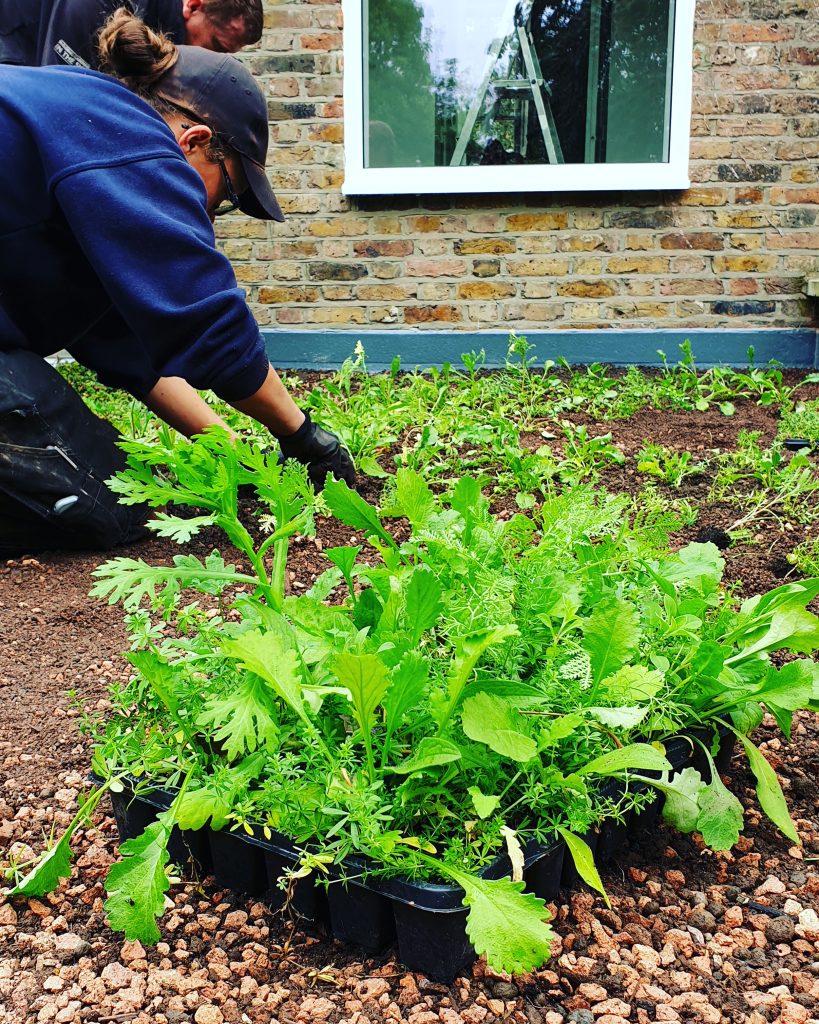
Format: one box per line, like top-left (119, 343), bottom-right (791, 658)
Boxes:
top-left (262, 327), bottom-right (819, 372)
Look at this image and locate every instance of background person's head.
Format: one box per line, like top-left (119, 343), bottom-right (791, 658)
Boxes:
top-left (181, 0), bottom-right (263, 53)
top-left (97, 9), bottom-right (282, 223)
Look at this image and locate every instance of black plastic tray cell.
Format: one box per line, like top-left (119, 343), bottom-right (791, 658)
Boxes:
top-left (597, 812), bottom-right (632, 863)
top-left (166, 825), bottom-right (212, 879)
top-left (262, 848), bottom-right (329, 925)
top-left (326, 881), bottom-right (397, 952)
top-left (392, 900), bottom-right (474, 983)
top-left (208, 828), bottom-right (268, 896)
top-left (628, 791), bottom-right (662, 838)
top-left (109, 788), bottom-right (159, 843)
top-left (521, 842), bottom-right (565, 904)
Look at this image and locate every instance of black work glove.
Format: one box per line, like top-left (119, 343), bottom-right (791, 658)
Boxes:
top-left (278, 410), bottom-right (357, 490)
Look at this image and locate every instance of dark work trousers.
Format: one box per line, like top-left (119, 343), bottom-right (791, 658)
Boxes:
top-left (0, 350), bottom-right (149, 557)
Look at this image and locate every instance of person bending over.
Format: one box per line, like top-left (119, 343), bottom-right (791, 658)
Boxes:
top-left (0, 0), bottom-right (262, 69)
top-left (0, 9), bottom-right (355, 558)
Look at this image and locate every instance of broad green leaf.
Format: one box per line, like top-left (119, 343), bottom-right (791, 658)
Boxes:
top-left (557, 827), bottom-right (609, 906)
top-left (174, 786), bottom-right (232, 832)
top-left (221, 630), bottom-right (311, 728)
top-left (469, 786), bottom-right (501, 819)
top-left (306, 567), bottom-right (343, 601)
top-left (444, 865), bottom-right (554, 975)
top-left (577, 743), bottom-right (671, 777)
top-left (738, 735), bottom-right (799, 844)
top-left (391, 737), bottom-right (462, 775)
top-left (404, 569), bottom-right (443, 644)
top-left (696, 768), bottom-right (744, 851)
top-left (598, 665), bottom-right (663, 703)
top-left (754, 660), bottom-right (817, 716)
top-left (383, 653), bottom-right (430, 738)
top-left (461, 693), bottom-right (538, 762)
top-left (104, 818), bottom-right (172, 943)
top-left (580, 598), bottom-right (640, 684)
top-left (437, 624), bottom-right (519, 725)
top-left (196, 674), bottom-right (279, 760)
top-left (322, 478), bottom-right (395, 546)
top-left (357, 455), bottom-right (390, 479)
top-left (585, 705), bottom-right (649, 729)
top-left (660, 767), bottom-right (703, 833)
top-left (332, 651), bottom-right (391, 736)
top-left (659, 542), bottom-right (724, 593)
top-left (146, 512), bottom-right (215, 543)
top-left (393, 469), bottom-right (435, 530)
top-left (127, 650), bottom-right (182, 716)
top-left (738, 608), bottom-right (819, 660)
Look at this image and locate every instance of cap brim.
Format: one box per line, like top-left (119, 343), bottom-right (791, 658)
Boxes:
top-left (238, 156), bottom-right (284, 222)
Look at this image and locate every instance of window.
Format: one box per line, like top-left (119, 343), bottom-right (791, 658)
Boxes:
top-left (342, 0), bottom-right (694, 195)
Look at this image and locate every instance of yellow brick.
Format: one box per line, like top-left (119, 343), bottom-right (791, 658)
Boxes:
top-left (506, 258), bottom-right (570, 276)
top-left (454, 239), bottom-right (516, 255)
top-left (506, 212), bottom-right (569, 231)
top-left (679, 186), bottom-right (730, 206)
top-left (456, 282), bottom-right (517, 300)
top-left (728, 233), bottom-right (764, 250)
top-left (574, 257), bottom-right (603, 274)
top-left (557, 280), bottom-right (618, 298)
top-left (713, 254), bottom-right (779, 272)
top-left (258, 286), bottom-right (320, 304)
top-left (607, 256), bottom-right (671, 274)
top-left (307, 307), bottom-right (367, 324)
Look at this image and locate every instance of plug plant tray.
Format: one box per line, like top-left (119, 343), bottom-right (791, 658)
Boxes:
top-left (101, 730), bottom-right (734, 982)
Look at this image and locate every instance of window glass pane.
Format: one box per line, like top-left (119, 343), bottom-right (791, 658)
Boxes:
top-left (363, 0), bottom-right (674, 169)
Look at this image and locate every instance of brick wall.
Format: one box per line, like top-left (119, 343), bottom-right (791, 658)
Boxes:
top-left (219, 0), bottom-right (819, 334)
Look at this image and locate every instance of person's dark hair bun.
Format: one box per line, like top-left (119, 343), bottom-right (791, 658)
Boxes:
top-left (97, 7), bottom-right (178, 92)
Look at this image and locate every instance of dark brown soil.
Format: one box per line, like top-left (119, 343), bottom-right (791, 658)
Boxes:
top-left (1, 387), bottom-right (818, 1024)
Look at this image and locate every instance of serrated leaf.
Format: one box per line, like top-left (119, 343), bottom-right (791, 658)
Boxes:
top-left (444, 866), bottom-right (554, 975)
top-left (437, 624), bottom-right (519, 726)
top-left (357, 455), bottom-right (390, 478)
top-left (557, 827), bottom-right (609, 906)
top-left (196, 674), bottom-right (279, 760)
top-left (392, 469), bottom-right (435, 529)
top-left (696, 769), bottom-right (744, 851)
top-left (404, 568), bottom-right (442, 644)
top-left (461, 692), bottom-right (538, 762)
top-left (104, 818), bottom-right (171, 943)
top-left (539, 713), bottom-right (583, 748)
top-left (577, 742), bottom-right (671, 777)
top-left (469, 787), bottom-right (501, 820)
top-left (127, 650), bottom-right (182, 716)
top-left (221, 629), bottom-right (311, 729)
top-left (322, 478), bottom-right (394, 546)
top-left (391, 736), bottom-right (462, 775)
top-left (660, 767), bottom-right (703, 833)
top-left (332, 651), bottom-right (391, 736)
top-left (146, 512), bottom-right (215, 543)
top-left (383, 652), bottom-right (430, 739)
top-left (580, 598), bottom-right (640, 684)
top-left (306, 567), bottom-right (343, 601)
top-left (738, 734), bottom-right (799, 844)
top-left (598, 665), bottom-right (663, 703)
top-left (174, 786), bottom-right (232, 832)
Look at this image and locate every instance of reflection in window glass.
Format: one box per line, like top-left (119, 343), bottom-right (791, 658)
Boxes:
top-left (364, 0), bottom-right (675, 169)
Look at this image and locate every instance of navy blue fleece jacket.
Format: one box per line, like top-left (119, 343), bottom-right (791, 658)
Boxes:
top-left (0, 63), bottom-right (269, 401)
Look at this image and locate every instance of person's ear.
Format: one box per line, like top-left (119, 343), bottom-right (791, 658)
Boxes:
top-left (181, 0), bottom-right (204, 20)
top-left (177, 123), bottom-right (213, 154)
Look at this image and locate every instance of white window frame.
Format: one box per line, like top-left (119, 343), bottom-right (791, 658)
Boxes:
top-left (341, 0), bottom-right (694, 196)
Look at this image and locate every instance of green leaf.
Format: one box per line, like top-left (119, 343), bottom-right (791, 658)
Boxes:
top-left (392, 469), bottom-right (436, 530)
top-left (383, 652), bottom-right (430, 738)
top-left (403, 568), bottom-right (443, 644)
top-left (332, 651), bottom-right (391, 736)
top-left (469, 787), bottom-right (501, 819)
top-left (443, 866), bottom-right (554, 975)
top-left (104, 818), bottom-right (172, 943)
top-left (391, 737), bottom-right (462, 775)
top-left (539, 713), bottom-right (583, 748)
top-left (127, 650), bottom-right (182, 716)
top-left (577, 743), bottom-right (671, 777)
top-left (5, 827), bottom-right (75, 898)
top-left (737, 734), bottom-right (799, 844)
top-left (696, 767), bottom-right (744, 851)
top-left (659, 542), bottom-right (724, 593)
top-left (357, 455), bottom-right (390, 479)
top-left (324, 545), bottom-right (362, 581)
top-left (461, 693), bottom-right (538, 762)
top-left (221, 629), bottom-right (312, 729)
top-left (436, 624), bottom-right (519, 727)
top-left (585, 705), bottom-right (650, 729)
top-left (146, 512), bottom-right (215, 543)
top-left (660, 767), bottom-right (703, 833)
top-left (580, 598), bottom-right (640, 684)
top-left (598, 665), bottom-right (663, 703)
top-left (322, 478), bottom-right (395, 547)
top-left (174, 786), bottom-right (232, 832)
top-left (557, 827), bottom-right (609, 906)
top-left (196, 674), bottom-right (279, 760)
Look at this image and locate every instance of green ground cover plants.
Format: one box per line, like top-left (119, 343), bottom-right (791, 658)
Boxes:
top-left (6, 424), bottom-right (819, 975)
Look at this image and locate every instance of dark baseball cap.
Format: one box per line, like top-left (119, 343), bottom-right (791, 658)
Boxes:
top-left (156, 45), bottom-right (284, 222)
